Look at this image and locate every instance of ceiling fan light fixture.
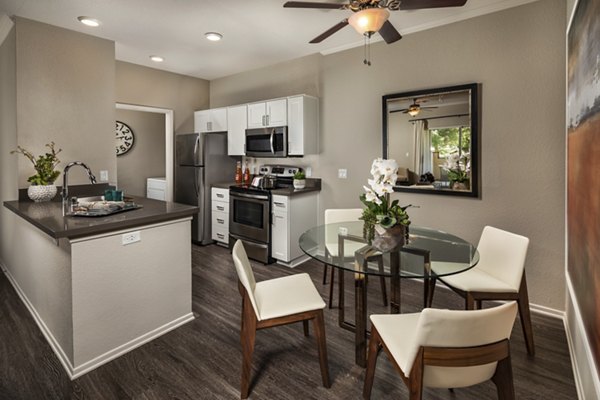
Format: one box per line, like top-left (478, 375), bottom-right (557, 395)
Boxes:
top-left (408, 105), bottom-right (421, 117)
top-left (348, 8), bottom-right (389, 35)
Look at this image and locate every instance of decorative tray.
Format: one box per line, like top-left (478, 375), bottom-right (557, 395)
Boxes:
top-left (69, 197), bottom-right (142, 217)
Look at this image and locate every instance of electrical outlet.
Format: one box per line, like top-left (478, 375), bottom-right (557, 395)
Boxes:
top-left (122, 231), bottom-right (141, 245)
top-left (305, 167), bottom-right (312, 177)
top-left (338, 168), bottom-right (347, 179)
top-left (100, 170), bottom-right (109, 182)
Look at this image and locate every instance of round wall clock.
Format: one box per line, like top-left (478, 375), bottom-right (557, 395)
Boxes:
top-left (115, 121), bottom-right (135, 156)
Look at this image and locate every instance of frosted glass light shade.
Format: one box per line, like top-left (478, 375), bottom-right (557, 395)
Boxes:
top-left (348, 8), bottom-right (390, 35)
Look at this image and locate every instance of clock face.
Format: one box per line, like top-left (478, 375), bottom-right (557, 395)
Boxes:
top-left (115, 121), bottom-right (135, 156)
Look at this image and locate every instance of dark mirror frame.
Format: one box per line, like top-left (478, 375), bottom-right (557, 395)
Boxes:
top-left (382, 83), bottom-right (481, 198)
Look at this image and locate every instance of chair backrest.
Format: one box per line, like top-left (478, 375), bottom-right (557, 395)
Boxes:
top-left (477, 226), bottom-right (530, 291)
top-left (231, 240), bottom-right (260, 317)
top-left (403, 302), bottom-right (518, 388)
top-left (324, 208), bottom-right (363, 224)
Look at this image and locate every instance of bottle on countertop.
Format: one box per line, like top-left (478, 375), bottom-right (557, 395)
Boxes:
top-left (235, 161), bottom-right (242, 184)
top-left (243, 160), bottom-right (250, 183)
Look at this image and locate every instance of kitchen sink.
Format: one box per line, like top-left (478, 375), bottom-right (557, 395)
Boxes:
top-left (69, 196), bottom-right (142, 217)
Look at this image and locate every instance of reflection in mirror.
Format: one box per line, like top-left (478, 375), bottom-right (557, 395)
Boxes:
top-left (383, 83), bottom-right (479, 197)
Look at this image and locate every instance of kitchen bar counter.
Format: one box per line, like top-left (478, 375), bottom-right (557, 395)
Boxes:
top-left (4, 196), bottom-right (198, 239)
top-left (2, 194), bottom-right (197, 379)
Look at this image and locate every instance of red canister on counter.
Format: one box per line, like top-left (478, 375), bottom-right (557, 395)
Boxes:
top-left (235, 161), bottom-right (242, 184)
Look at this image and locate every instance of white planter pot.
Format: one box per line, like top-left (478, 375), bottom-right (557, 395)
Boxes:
top-left (293, 179), bottom-right (306, 189)
top-left (27, 185), bottom-right (57, 202)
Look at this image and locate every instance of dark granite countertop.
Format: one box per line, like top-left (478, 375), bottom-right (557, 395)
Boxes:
top-left (213, 179), bottom-right (321, 196)
top-left (4, 196), bottom-right (198, 240)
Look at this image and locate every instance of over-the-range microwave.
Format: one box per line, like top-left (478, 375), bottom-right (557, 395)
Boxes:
top-left (245, 126), bottom-right (287, 158)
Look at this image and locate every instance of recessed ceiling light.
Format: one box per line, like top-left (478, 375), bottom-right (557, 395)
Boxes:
top-left (77, 16), bottom-right (101, 27)
top-left (205, 32), bottom-right (223, 42)
top-left (150, 55), bottom-right (164, 63)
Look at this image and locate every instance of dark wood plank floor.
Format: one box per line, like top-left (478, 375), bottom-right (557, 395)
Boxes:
top-left (0, 244), bottom-right (577, 399)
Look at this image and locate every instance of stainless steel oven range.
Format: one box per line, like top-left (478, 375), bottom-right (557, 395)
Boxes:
top-left (228, 164), bottom-right (302, 264)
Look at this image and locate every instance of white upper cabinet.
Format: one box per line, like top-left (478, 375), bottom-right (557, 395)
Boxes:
top-left (194, 108), bottom-right (227, 133)
top-left (287, 95), bottom-right (319, 156)
top-left (226, 105), bottom-right (247, 156)
top-left (247, 98), bottom-right (287, 128)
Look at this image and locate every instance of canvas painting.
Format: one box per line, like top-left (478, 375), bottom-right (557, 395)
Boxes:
top-left (567, 0), bottom-right (600, 370)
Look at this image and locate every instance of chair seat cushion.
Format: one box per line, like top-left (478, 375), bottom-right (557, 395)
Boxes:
top-left (254, 273), bottom-right (325, 320)
top-left (432, 262), bottom-right (518, 293)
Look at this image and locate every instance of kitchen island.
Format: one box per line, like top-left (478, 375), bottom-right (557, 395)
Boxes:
top-left (2, 196), bottom-right (198, 379)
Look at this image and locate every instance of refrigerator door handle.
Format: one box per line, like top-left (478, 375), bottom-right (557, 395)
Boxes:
top-left (193, 135), bottom-right (200, 164)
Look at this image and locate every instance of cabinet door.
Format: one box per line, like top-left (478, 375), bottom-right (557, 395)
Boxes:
top-left (271, 211), bottom-right (288, 261)
top-left (227, 105), bottom-right (247, 155)
top-left (287, 96), bottom-right (304, 156)
top-left (266, 99), bottom-right (287, 127)
top-left (194, 110), bottom-right (211, 132)
top-left (211, 108), bottom-right (228, 132)
top-left (247, 102), bottom-right (266, 128)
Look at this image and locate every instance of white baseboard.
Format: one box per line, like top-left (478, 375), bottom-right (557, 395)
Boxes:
top-left (565, 273), bottom-right (600, 400)
top-left (0, 260), bottom-right (194, 380)
top-left (276, 254), bottom-right (311, 268)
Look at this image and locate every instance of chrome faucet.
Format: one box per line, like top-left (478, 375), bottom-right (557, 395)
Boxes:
top-left (62, 161), bottom-right (97, 216)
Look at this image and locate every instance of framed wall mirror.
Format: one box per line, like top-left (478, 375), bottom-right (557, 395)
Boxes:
top-left (383, 83), bottom-right (480, 197)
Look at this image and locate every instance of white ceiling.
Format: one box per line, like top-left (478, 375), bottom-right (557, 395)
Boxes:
top-left (0, 0), bottom-right (536, 80)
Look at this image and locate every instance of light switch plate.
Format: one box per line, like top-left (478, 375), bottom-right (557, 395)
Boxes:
top-left (305, 167), bottom-right (312, 177)
top-left (338, 169), bottom-right (347, 179)
top-left (122, 231), bottom-right (141, 245)
top-left (100, 170), bottom-right (109, 182)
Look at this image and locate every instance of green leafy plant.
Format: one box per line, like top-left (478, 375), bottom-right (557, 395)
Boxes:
top-left (359, 158), bottom-right (411, 243)
top-left (293, 171), bottom-right (306, 180)
top-left (11, 142), bottom-right (62, 185)
top-left (442, 151), bottom-right (470, 184)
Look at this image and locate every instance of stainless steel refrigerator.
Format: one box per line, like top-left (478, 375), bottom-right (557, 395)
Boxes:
top-left (175, 132), bottom-right (237, 244)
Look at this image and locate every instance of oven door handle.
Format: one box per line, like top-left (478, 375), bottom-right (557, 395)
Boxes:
top-left (231, 192), bottom-right (270, 201)
top-left (269, 129), bottom-right (275, 155)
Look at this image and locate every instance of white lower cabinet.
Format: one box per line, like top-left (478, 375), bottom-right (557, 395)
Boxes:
top-left (271, 193), bottom-right (318, 265)
top-left (211, 188), bottom-right (230, 245)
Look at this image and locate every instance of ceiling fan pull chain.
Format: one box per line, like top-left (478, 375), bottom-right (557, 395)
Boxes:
top-left (363, 34), bottom-right (372, 66)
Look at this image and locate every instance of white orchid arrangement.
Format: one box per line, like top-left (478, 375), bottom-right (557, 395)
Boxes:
top-left (442, 152), bottom-right (471, 183)
top-left (360, 158), bottom-right (411, 243)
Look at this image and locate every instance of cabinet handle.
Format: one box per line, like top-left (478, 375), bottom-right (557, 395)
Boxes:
top-left (273, 202), bottom-right (285, 207)
top-left (266, 114), bottom-right (270, 126)
top-left (217, 206), bottom-right (225, 211)
top-left (262, 115), bottom-right (266, 126)
top-left (217, 193), bottom-right (224, 198)
top-left (217, 233), bottom-right (224, 239)
top-left (217, 218), bottom-right (224, 224)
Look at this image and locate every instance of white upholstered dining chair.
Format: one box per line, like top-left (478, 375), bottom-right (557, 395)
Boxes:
top-left (323, 208), bottom-right (388, 308)
top-left (363, 302), bottom-right (518, 400)
top-left (231, 240), bottom-right (330, 399)
top-left (428, 225), bottom-right (534, 355)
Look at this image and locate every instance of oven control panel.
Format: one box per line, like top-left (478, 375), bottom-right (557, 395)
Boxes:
top-left (258, 164), bottom-right (302, 177)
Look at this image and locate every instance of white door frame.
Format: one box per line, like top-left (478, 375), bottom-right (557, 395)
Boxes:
top-left (115, 103), bottom-right (174, 202)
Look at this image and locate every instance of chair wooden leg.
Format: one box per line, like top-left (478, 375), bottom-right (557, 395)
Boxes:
top-left (313, 310), bottom-right (331, 388)
top-left (517, 274), bottom-right (535, 356)
top-left (465, 293), bottom-right (475, 310)
top-left (378, 258), bottom-right (388, 307)
top-left (476, 300), bottom-right (483, 310)
top-left (491, 355), bottom-right (515, 400)
top-left (240, 299), bottom-right (257, 399)
top-left (363, 326), bottom-right (382, 400)
top-left (407, 349), bottom-right (425, 400)
top-left (328, 266), bottom-right (336, 309)
top-left (426, 277), bottom-right (437, 308)
top-left (303, 320), bottom-right (309, 336)
top-left (322, 263), bottom-right (328, 284)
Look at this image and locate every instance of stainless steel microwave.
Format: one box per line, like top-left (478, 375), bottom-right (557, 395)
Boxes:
top-left (245, 126), bottom-right (287, 158)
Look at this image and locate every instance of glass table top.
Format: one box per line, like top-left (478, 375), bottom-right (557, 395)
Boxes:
top-left (299, 222), bottom-right (479, 278)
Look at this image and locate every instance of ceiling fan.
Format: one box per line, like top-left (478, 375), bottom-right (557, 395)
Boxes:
top-left (283, 0), bottom-right (468, 45)
top-left (391, 98), bottom-right (438, 116)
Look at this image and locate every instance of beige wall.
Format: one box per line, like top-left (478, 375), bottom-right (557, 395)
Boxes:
top-left (15, 18), bottom-right (116, 186)
top-left (115, 61), bottom-right (209, 134)
top-left (116, 109), bottom-right (166, 197)
top-left (209, 0), bottom-right (566, 311)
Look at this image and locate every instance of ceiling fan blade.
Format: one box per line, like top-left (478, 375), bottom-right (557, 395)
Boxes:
top-left (399, 0), bottom-right (467, 10)
top-left (309, 19), bottom-right (349, 43)
top-left (378, 20), bottom-right (402, 44)
top-left (283, 1), bottom-right (348, 9)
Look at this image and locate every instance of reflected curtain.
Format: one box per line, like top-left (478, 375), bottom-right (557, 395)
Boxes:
top-left (413, 120), bottom-right (431, 175)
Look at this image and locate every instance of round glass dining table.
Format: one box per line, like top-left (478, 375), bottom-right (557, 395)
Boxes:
top-left (299, 222), bottom-right (479, 367)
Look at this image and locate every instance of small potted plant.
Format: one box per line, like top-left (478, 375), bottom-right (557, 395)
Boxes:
top-left (11, 142), bottom-right (62, 202)
top-left (293, 170), bottom-right (306, 189)
top-left (442, 151), bottom-right (471, 190)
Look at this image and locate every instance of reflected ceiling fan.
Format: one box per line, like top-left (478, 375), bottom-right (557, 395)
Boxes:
top-left (283, 0), bottom-right (468, 45)
top-left (392, 98), bottom-right (438, 116)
